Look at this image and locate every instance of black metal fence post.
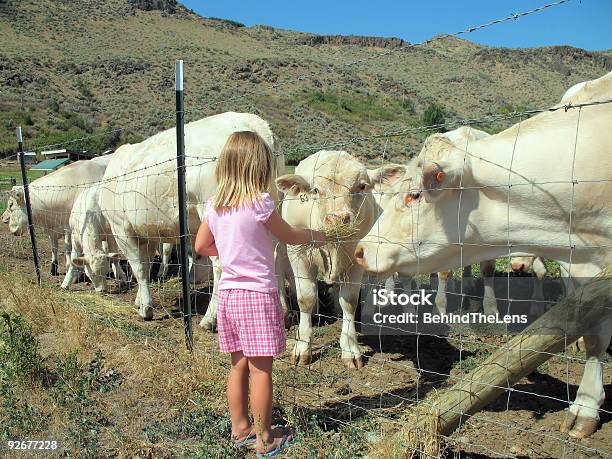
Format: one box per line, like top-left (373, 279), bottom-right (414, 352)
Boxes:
top-left (17, 126), bottom-right (41, 285)
top-left (175, 60), bottom-right (193, 351)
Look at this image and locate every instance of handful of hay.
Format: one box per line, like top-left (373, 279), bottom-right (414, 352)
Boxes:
top-left (293, 220), bottom-right (361, 258)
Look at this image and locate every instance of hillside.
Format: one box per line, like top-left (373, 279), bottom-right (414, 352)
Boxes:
top-left (0, 0), bottom-right (610, 163)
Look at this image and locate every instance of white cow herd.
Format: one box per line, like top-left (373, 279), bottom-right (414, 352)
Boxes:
top-left (2, 73), bottom-right (611, 439)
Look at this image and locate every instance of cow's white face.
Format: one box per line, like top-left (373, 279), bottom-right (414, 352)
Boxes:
top-left (71, 251), bottom-right (123, 292)
top-left (4, 189), bottom-right (27, 236)
top-left (277, 152), bottom-right (404, 280)
top-left (356, 145), bottom-right (474, 276)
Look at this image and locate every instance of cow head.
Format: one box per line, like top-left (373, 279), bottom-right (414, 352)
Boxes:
top-left (71, 250), bottom-right (125, 292)
top-left (355, 137), bottom-right (478, 276)
top-left (3, 187), bottom-right (28, 236)
top-left (277, 151), bottom-right (404, 280)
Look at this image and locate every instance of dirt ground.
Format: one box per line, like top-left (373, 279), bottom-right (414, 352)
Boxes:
top-left (0, 224), bottom-right (610, 458)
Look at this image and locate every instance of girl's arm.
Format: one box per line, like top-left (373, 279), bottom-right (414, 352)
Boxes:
top-left (264, 210), bottom-right (326, 246)
top-left (194, 219), bottom-right (219, 257)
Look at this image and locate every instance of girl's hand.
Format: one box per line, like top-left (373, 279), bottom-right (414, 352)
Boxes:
top-left (264, 210), bottom-right (327, 246)
top-left (194, 219), bottom-right (218, 256)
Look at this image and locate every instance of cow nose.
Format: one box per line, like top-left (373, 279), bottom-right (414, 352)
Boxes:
top-left (325, 212), bottom-right (353, 225)
top-left (354, 244), bottom-right (365, 265)
top-left (511, 262), bottom-right (525, 272)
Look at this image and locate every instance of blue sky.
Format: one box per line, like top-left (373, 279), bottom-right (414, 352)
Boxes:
top-left (180, 0), bottom-right (611, 51)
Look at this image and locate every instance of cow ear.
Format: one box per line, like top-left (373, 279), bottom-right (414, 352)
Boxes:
top-left (106, 252), bottom-right (126, 261)
top-left (71, 257), bottom-right (88, 267)
top-left (275, 174), bottom-right (311, 196)
top-left (368, 164), bottom-right (406, 188)
top-left (420, 160), bottom-right (462, 202)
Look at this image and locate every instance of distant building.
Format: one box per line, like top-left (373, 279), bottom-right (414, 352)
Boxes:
top-left (30, 158), bottom-right (72, 172)
top-left (22, 151), bottom-right (37, 164)
top-left (39, 149), bottom-right (96, 161)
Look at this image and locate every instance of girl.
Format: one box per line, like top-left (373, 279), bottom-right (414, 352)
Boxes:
top-left (194, 131), bottom-right (326, 457)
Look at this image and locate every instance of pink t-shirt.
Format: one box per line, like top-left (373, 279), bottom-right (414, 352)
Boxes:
top-left (204, 192), bottom-right (278, 292)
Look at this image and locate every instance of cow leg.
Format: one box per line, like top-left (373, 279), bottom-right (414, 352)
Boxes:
top-left (156, 243), bottom-right (171, 279)
top-left (381, 274), bottom-right (397, 305)
top-left (49, 235), bottom-right (59, 276)
top-left (339, 265), bottom-right (364, 369)
top-left (115, 237), bottom-right (156, 320)
top-left (480, 260), bottom-right (498, 315)
top-left (199, 256), bottom-right (221, 331)
top-left (434, 271), bottom-right (450, 315)
top-left (111, 260), bottom-right (128, 291)
top-left (291, 255), bottom-right (317, 366)
top-left (561, 322), bottom-right (611, 438)
top-left (529, 257), bottom-right (547, 316)
top-left (60, 242), bottom-right (80, 290)
top-left (63, 229), bottom-right (72, 274)
top-left (275, 242), bottom-right (292, 327)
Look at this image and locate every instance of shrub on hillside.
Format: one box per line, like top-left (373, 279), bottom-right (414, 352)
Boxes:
top-left (422, 103), bottom-right (446, 132)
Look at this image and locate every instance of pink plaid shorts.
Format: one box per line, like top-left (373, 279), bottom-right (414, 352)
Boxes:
top-left (217, 289), bottom-right (286, 357)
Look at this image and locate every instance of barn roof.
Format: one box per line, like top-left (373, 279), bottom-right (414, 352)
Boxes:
top-left (30, 158), bottom-right (71, 171)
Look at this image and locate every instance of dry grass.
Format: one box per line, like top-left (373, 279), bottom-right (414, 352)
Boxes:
top-left (368, 392), bottom-right (444, 459)
top-left (0, 270), bottom-right (388, 457)
top-left (294, 219), bottom-right (362, 258)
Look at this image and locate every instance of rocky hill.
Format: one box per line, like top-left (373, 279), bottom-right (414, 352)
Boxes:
top-left (0, 0), bottom-right (610, 162)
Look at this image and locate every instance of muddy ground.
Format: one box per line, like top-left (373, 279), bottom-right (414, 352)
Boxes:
top-left (0, 224), bottom-right (610, 458)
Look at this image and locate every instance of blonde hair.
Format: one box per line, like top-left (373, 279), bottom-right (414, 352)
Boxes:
top-left (213, 131), bottom-right (275, 209)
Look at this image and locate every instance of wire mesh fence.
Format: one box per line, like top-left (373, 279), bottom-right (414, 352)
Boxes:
top-left (1, 1), bottom-right (611, 457)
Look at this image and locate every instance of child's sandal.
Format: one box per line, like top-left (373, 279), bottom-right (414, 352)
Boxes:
top-left (256, 427), bottom-right (297, 458)
top-left (232, 430), bottom-right (257, 448)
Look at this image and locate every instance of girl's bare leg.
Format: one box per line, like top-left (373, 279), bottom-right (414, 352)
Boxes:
top-left (228, 351), bottom-right (252, 440)
top-left (248, 356), bottom-right (293, 453)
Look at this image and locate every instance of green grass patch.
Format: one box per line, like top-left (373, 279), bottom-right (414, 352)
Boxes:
top-left (304, 91), bottom-right (415, 125)
top-left (0, 169), bottom-right (46, 185)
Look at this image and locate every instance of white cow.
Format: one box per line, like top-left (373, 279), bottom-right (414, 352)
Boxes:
top-left (355, 72), bottom-right (612, 438)
top-left (416, 128), bottom-right (564, 316)
top-left (63, 184), bottom-right (209, 294)
top-left (277, 151), bottom-right (404, 368)
top-left (62, 183), bottom-right (128, 292)
top-left (2, 155), bottom-right (111, 275)
top-left (97, 112), bottom-right (286, 321)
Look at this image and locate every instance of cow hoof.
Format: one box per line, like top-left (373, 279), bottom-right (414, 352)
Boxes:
top-left (561, 412), bottom-right (599, 438)
top-left (562, 414), bottom-right (599, 439)
top-left (560, 411), bottom-right (577, 434)
top-left (342, 356), bottom-right (364, 370)
top-left (291, 353), bottom-right (311, 366)
top-left (198, 316), bottom-right (217, 331)
top-left (139, 306), bottom-right (154, 321)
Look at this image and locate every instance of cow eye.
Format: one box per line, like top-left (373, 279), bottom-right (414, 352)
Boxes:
top-left (403, 191), bottom-right (421, 206)
top-left (311, 187), bottom-right (319, 195)
top-left (358, 183), bottom-right (368, 192)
